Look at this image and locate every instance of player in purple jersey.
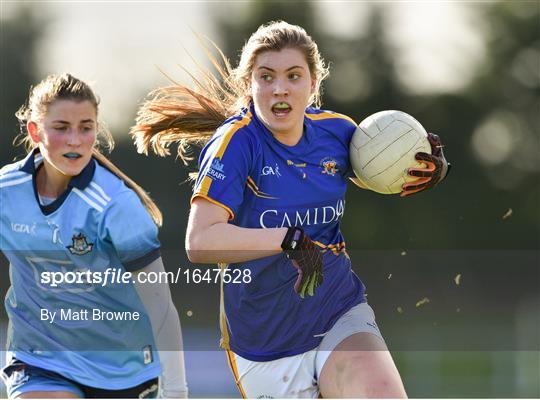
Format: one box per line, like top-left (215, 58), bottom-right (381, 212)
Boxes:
top-left (132, 21), bottom-right (449, 398)
top-left (1, 74), bottom-right (187, 398)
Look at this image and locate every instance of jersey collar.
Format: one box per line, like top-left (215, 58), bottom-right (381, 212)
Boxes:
top-left (20, 148), bottom-right (95, 189)
top-left (20, 148), bottom-right (96, 215)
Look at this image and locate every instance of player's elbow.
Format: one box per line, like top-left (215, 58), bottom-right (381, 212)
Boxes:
top-left (185, 230), bottom-right (207, 263)
top-left (186, 248), bottom-right (204, 264)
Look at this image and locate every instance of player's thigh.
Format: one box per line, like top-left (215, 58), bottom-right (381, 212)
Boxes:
top-left (314, 302), bottom-right (384, 376)
top-left (16, 391), bottom-right (80, 398)
top-left (318, 332), bottom-right (406, 398)
top-left (314, 302), bottom-right (405, 397)
top-left (227, 350), bottom-right (319, 398)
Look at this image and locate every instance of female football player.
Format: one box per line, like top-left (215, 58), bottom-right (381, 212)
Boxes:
top-left (131, 21), bottom-right (449, 398)
top-left (0, 73), bottom-right (187, 398)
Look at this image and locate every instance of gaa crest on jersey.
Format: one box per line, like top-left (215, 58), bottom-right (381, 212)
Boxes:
top-left (320, 157), bottom-right (340, 176)
top-left (67, 232), bottom-right (94, 255)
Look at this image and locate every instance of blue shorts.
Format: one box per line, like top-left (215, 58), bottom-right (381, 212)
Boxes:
top-left (1, 359), bottom-right (158, 398)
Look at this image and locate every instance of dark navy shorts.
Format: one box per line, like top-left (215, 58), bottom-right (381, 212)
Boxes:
top-left (1, 359), bottom-right (159, 398)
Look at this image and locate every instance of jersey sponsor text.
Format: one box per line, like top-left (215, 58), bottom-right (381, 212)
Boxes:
top-left (259, 199), bottom-right (345, 228)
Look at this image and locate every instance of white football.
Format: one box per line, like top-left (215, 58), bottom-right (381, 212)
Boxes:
top-left (350, 110), bottom-right (431, 194)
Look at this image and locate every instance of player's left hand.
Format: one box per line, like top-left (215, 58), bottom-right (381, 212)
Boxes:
top-left (400, 132), bottom-right (450, 197)
top-left (281, 227), bottom-right (324, 298)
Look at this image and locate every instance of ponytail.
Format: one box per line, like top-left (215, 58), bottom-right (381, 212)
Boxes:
top-left (93, 149), bottom-right (163, 227)
top-left (131, 22), bottom-right (329, 164)
top-left (131, 85), bottom-right (228, 163)
top-left (130, 39), bottom-right (242, 164)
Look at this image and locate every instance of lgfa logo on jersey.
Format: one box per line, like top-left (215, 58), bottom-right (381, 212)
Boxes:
top-left (67, 232), bottom-right (94, 255)
top-left (208, 158), bottom-right (226, 181)
top-left (262, 163), bottom-right (281, 177)
top-left (11, 222), bottom-right (36, 235)
top-left (320, 157), bottom-right (340, 176)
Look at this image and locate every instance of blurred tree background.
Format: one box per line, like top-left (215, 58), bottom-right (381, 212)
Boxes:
top-left (1, 1), bottom-right (538, 397)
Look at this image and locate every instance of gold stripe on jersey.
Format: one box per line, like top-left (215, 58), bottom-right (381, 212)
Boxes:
top-left (191, 193), bottom-right (235, 220)
top-left (195, 111), bottom-right (251, 197)
top-left (225, 350), bottom-right (247, 398)
top-left (199, 175), bottom-right (212, 197)
top-left (215, 111), bottom-right (252, 159)
top-left (219, 262), bottom-right (231, 350)
top-left (191, 112), bottom-right (252, 219)
top-left (305, 111), bottom-right (356, 125)
top-left (246, 182), bottom-right (277, 199)
top-left (314, 240), bottom-right (347, 256)
top-left (221, 265), bottom-right (247, 398)
top-left (246, 176), bottom-right (278, 199)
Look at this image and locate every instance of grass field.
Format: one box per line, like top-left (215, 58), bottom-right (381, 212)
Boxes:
top-left (1, 324), bottom-right (538, 398)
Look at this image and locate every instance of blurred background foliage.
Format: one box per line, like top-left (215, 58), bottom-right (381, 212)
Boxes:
top-left (1, 0), bottom-right (538, 397)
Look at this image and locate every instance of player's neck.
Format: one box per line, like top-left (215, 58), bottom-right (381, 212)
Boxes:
top-left (271, 123), bottom-right (304, 147)
top-left (36, 162), bottom-right (71, 198)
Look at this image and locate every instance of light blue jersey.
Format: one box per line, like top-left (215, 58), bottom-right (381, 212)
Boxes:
top-left (0, 149), bottom-right (161, 389)
top-left (193, 104), bottom-right (366, 361)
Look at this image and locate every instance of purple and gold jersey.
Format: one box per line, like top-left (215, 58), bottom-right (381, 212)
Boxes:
top-left (193, 104), bottom-right (366, 361)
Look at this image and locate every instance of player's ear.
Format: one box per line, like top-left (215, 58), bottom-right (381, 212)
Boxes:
top-left (310, 78), bottom-right (317, 94)
top-left (247, 77), bottom-right (254, 97)
top-left (27, 121), bottom-right (41, 144)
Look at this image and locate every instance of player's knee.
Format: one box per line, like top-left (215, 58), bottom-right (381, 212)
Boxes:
top-left (327, 353), bottom-right (366, 395)
top-left (334, 353), bottom-right (407, 398)
top-left (362, 378), bottom-right (407, 399)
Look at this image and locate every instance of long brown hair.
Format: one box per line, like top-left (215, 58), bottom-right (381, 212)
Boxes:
top-left (15, 73), bottom-right (163, 226)
top-left (130, 21), bottom-right (329, 164)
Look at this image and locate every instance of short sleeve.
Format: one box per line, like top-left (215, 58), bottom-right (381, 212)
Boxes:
top-left (341, 116), bottom-right (359, 179)
top-left (192, 122), bottom-right (254, 220)
top-left (100, 190), bottom-right (161, 272)
top-left (306, 108), bottom-right (359, 179)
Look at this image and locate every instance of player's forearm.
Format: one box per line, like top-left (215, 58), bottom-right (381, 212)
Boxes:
top-left (186, 223), bottom-right (288, 264)
top-left (350, 177), bottom-right (370, 190)
top-left (133, 259), bottom-right (188, 397)
top-left (156, 310), bottom-right (188, 398)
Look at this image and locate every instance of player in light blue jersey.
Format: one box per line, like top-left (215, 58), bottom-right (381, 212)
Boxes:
top-left (132, 21), bottom-right (449, 398)
top-left (0, 74), bottom-right (187, 398)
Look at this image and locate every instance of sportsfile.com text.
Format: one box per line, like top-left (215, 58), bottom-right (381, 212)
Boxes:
top-left (40, 267), bottom-right (252, 287)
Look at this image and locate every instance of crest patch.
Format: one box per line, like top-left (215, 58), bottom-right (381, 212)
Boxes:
top-left (320, 157), bottom-right (340, 176)
top-left (67, 232), bottom-right (94, 255)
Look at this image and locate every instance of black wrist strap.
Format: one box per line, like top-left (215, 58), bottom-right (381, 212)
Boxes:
top-left (281, 227), bottom-right (304, 252)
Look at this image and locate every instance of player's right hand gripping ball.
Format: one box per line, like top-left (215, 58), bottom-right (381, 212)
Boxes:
top-left (281, 227), bottom-right (324, 298)
top-left (401, 132), bottom-right (451, 197)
